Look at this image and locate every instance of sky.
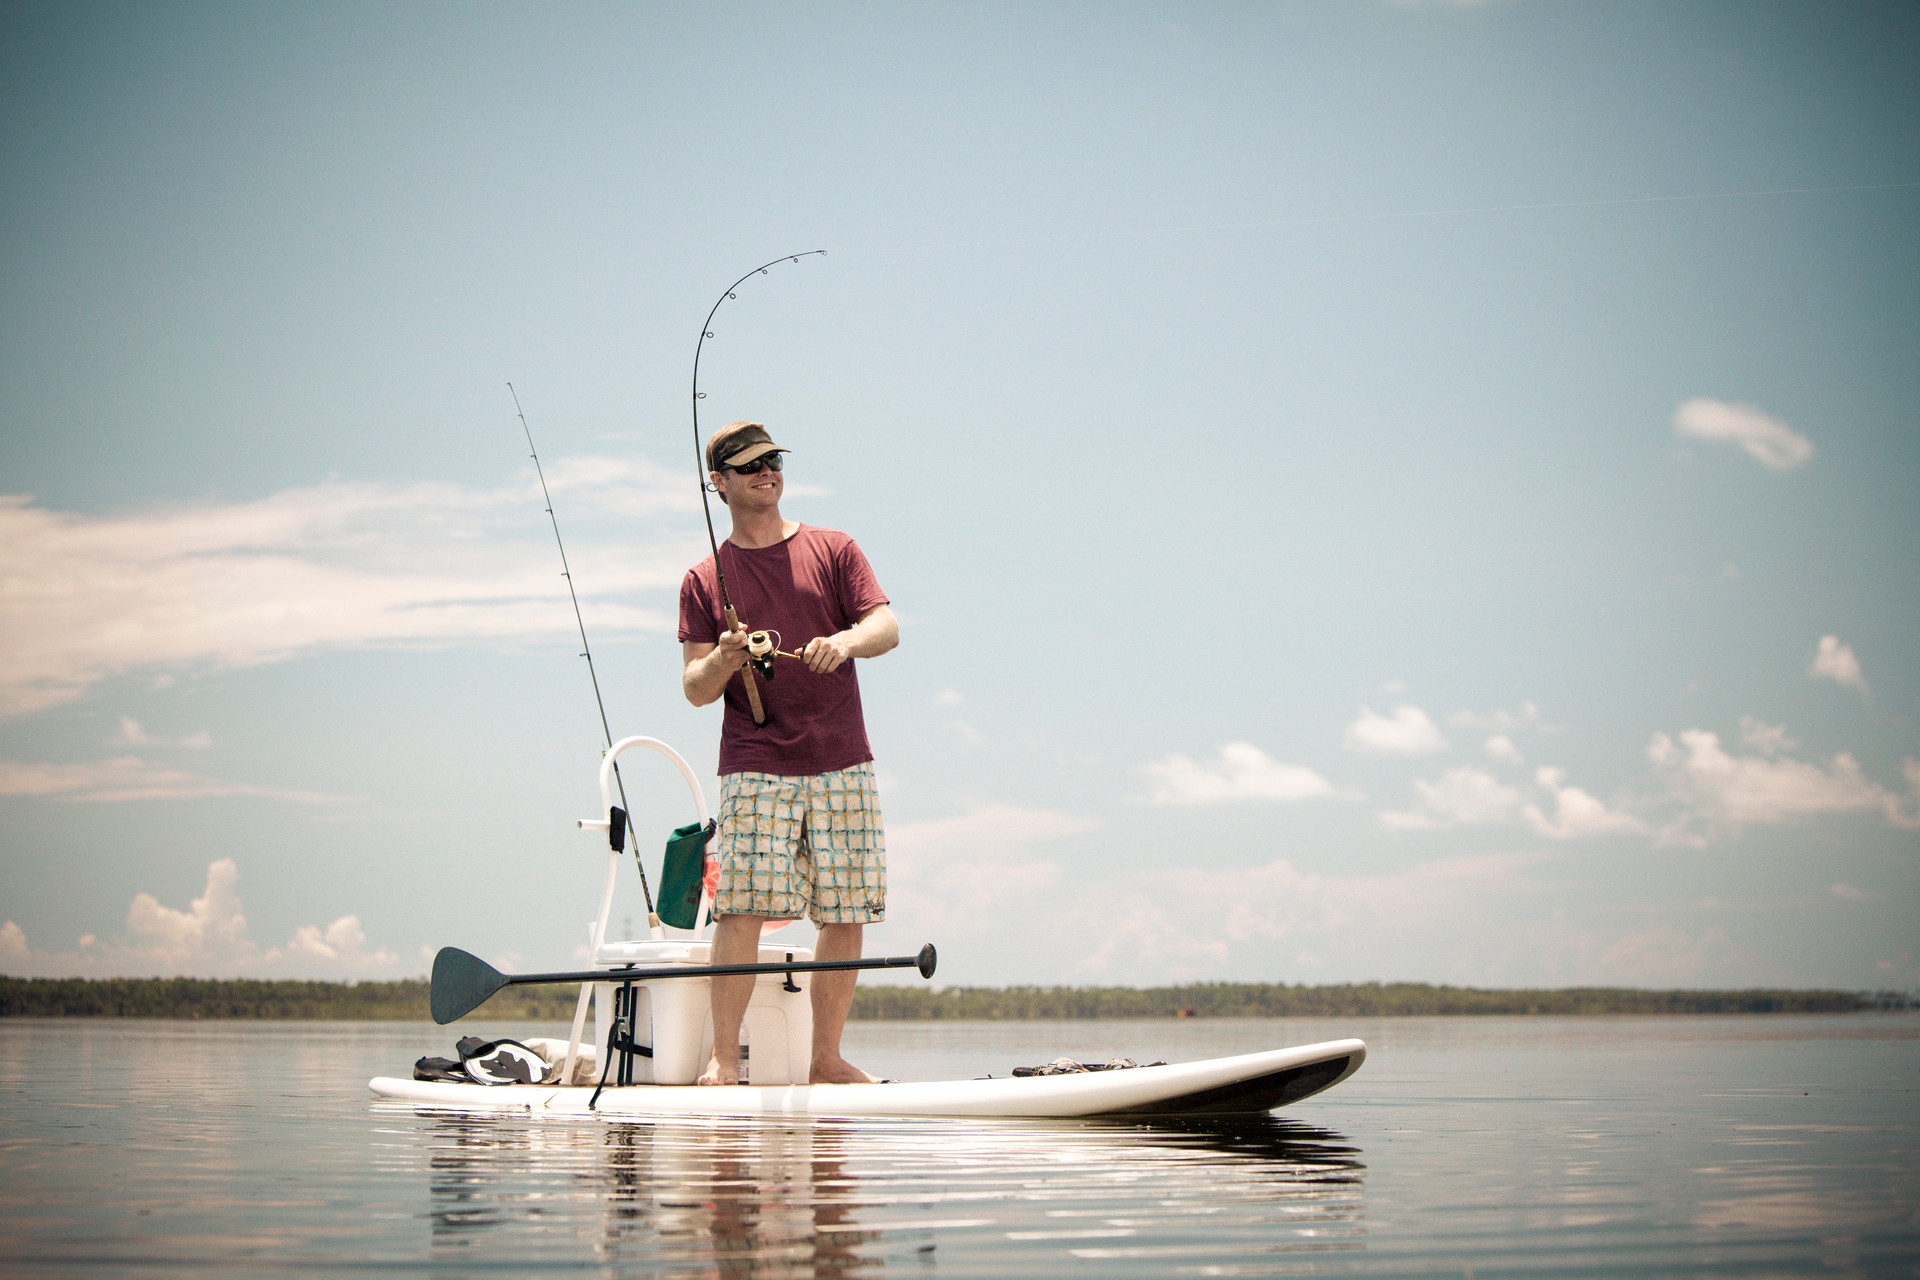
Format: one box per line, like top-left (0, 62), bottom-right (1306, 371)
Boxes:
top-left (2, 1), bottom-right (1916, 992)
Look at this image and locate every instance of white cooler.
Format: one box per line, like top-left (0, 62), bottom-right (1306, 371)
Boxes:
top-left (589, 938), bottom-right (816, 1084)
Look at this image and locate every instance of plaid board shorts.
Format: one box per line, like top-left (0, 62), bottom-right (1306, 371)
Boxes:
top-left (712, 762), bottom-right (886, 925)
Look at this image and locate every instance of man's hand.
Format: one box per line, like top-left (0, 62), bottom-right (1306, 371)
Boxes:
top-left (687, 606), bottom-right (894, 704)
top-left (800, 605), bottom-right (898, 675)
top-left (801, 633), bottom-right (854, 674)
top-left (682, 626), bottom-right (754, 707)
top-left (716, 625), bottom-right (750, 669)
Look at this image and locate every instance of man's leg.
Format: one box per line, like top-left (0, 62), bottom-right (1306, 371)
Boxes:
top-left (809, 921), bottom-right (877, 1084)
top-left (697, 913), bottom-right (765, 1085)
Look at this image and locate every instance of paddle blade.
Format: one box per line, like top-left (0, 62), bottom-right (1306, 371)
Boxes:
top-left (430, 947), bottom-right (509, 1024)
top-left (916, 943), bottom-right (937, 980)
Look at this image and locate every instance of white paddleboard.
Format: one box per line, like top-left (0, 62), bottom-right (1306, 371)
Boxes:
top-left (369, 1038), bottom-right (1365, 1119)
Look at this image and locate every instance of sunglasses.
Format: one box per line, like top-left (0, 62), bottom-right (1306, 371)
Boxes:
top-left (720, 453), bottom-right (784, 476)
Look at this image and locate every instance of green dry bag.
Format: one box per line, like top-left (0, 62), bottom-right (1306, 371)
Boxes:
top-left (657, 820), bottom-right (713, 930)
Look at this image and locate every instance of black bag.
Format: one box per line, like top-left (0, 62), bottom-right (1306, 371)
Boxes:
top-left (412, 1055), bottom-right (467, 1083)
top-left (456, 1036), bottom-right (554, 1085)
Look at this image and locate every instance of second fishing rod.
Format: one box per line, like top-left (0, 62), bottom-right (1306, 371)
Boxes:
top-left (508, 381), bottom-right (660, 925)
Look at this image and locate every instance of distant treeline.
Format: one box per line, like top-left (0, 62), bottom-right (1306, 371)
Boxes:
top-left (851, 983), bottom-right (1916, 1019)
top-left (0, 977), bottom-right (572, 1021)
top-left (2, 976), bottom-right (1912, 1020)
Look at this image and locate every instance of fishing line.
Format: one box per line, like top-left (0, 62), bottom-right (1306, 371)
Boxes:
top-left (508, 382), bottom-right (655, 918)
top-left (689, 250), bottom-right (827, 723)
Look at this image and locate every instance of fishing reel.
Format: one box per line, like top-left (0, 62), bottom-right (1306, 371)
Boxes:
top-left (747, 630), bottom-right (778, 680)
top-left (745, 629), bottom-right (806, 680)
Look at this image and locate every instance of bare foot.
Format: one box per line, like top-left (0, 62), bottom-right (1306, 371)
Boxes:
top-left (697, 1053), bottom-right (740, 1086)
top-left (810, 1056), bottom-right (880, 1085)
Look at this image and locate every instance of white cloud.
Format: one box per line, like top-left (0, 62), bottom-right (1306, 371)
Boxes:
top-left (121, 857), bottom-right (256, 970)
top-left (1809, 635), bottom-right (1867, 691)
top-left (1830, 883), bottom-right (1873, 903)
top-left (1673, 397), bottom-right (1815, 471)
top-left (1384, 764), bottom-right (1640, 839)
top-left (1, 859), bottom-right (401, 977)
top-left (887, 804), bottom-right (1099, 862)
top-left (0, 755), bottom-right (344, 804)
top-left (109, 717), bottom-right (212, 749)
top-left (285, 915), bottom-right (382, 961)
top-left (883, 792), bottom-right (1896, 986)
top-left (879, 805), bottom-right (1100, 963)
top-left (1523, 767), bottom-right (1646, 839)
top-left (1345, 704), bottom-right (1447, 755)
top-left (1649, 727), bottom-right (1920, 838)
top-left (0, 463), bottom-right (696, 717)
top-left (1384, 766), bottom-right (1523, 830)
top-left (1140, 742), bottom-right (1336, 804)
top-left (1061, 851), bottom-right (1550, 983)
top-left (1525, 922), bottom-right (1751, 987)
top-left (1484, 734), bottom-right (1523, 763)
top-left (0, 920), bottom-right (28, 970)
top-left (1449, 702), bottom-right (1548, 734)
top-left (946, 720), bottom-right (985, 747)
top-left (933, 688), bottom-right (964, 707)
top-left (885, 816), bottom-right (1573, 985)
top-left (1876, 953), bottom-right (1920, 988)
top-left (1738, 716), bottom-right (1796, 755)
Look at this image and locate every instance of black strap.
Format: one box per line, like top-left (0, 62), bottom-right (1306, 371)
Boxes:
top-left (588, 980), bottom-right (653, 1110)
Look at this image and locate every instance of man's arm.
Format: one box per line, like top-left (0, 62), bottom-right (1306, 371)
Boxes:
top-left (682, 627), bottom-right (752, 707)
top-left (801, 604), bottom-right (898, 674)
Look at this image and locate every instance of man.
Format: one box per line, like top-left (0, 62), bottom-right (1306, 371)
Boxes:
top-left (678, 420), bottom-right (899, 1086)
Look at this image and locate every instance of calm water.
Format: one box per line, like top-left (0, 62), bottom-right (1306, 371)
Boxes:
top-left (1, 1014), bottom-right (1915, 1277)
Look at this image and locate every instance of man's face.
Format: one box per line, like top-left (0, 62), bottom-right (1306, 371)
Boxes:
top-left (712, 452), bottom-right (784, 510)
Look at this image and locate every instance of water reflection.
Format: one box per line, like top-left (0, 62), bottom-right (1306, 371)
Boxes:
top-left (402, 1107), bottom-right (1364, 1276)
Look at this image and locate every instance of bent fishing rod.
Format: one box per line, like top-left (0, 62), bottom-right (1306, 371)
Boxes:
top-left (691, 250), bottom-right (827, 725)
top-left (508, 382), bottom-right (657, 922)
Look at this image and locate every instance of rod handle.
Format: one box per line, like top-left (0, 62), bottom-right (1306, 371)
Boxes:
top-left (723, 606), bottom-right (767, 724)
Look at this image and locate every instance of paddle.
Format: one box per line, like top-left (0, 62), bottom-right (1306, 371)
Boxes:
top-left (430, 943), bottom-right (938, 1024)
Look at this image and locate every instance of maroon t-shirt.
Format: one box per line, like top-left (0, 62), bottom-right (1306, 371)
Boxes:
top-left (678, 525), bottom-right (889, 776)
